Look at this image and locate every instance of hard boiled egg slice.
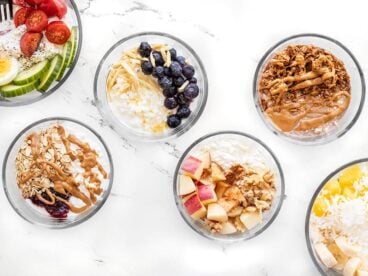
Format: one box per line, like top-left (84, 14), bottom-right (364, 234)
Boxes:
top-left (0, 57), bottom-right (19, 86)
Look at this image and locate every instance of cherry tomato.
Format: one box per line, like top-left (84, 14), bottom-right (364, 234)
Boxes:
top-left (14, 7), bottom-right (32, 27)
top-left (20, 32), bottom-right (43, 57)
top-left (25, 9), bottom-right (48, 32)
top-left (25, 0), bottom-right (44, 5)
top-left (39, 0), bottom-right (66, 19)
top-left (45, 21), bottom-right (70, 44)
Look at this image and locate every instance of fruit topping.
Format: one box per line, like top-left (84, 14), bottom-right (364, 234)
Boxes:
top-left (176, 105), bottom-right (191, 119)
top-left (183, 193), bottom-right (207, 220)
top-left (26, 9), bottom-right (48, 32)
top-left (179, 148), bottom-right (276, 235)
top-left (184, 83), bottom-right (199, 100)
top-left (164, 97), bottom-right (178, 109)
top-left (152, 66), bottom-right (165, 78)
top-left (151, 51), bottom-right (164, 66)
top-left (182, 64), bottom-right (195, 79)
top-left (162, 86), bottom-right (177, 97)
top-left (39, 0), bottom-right (67, 19)
top-left (138, 42), bottom-right (151, 57)
top-left (179, 175), bottom-right (196, 196)
top-left (167, 115), bottom-right (181, 128)
top-left (141, 60), bottom-right (153, 75)
top-left (14, 7), bottom-right (32, 27)
top-left (20, 32), bottom-right (43, 57)
top-left (45, 21), bottom-right (71, 45)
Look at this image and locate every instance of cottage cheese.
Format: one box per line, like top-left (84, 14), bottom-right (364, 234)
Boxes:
top-left (109, 85), bottom-right (171, 134)
top-left (194, 137), bottom-right (269, 170)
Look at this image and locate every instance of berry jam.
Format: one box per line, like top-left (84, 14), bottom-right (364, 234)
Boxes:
top-left (30, 189), bottom-right (70, 219)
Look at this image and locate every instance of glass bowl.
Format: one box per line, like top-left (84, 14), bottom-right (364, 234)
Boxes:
top-left (173, 131), bottom-right (285, 242)
top-left (305, 158), bottom-right (368, 276)
top-left (253, 33), bottom-right (365, 145)
top-left (94, 32), bottom-right (208, 142)
top-left (0, 0), bottom-right (83, 107)
top-left (2, 117), bottom-right (114, 228)
top-left (305, 159), bottom-right (368, 276)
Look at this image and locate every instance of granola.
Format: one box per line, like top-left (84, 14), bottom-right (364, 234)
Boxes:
top-left (258, 45), bottom-right (351, 133)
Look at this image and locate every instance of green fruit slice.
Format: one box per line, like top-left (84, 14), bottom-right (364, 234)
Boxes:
top-left (0, 80), bottom-right (39, 98)
top-left (37, 55), bottom-right (63, 92)
top-left (66, 26), bottom-right (78, 68)
top-left (56, 41), bottom-right (72, 81)
top-left (13, 60), bottom-right (50, 85)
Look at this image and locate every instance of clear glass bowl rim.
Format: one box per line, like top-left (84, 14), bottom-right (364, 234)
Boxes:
top-left (252, 33), bottom-right (366, 146)
top-left (0, 0), bottom-right (83, 107)
top-left (173, 130), bottom-right (285, 242)
top-left (2, 116), bottom-right (114, 229)
top-left (93, 31), bottom-right (208, 142)
top-left (305, 158), bottom-right (368, 275)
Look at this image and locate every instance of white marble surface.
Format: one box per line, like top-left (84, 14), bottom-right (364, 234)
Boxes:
top-left (1, 0), bottom-right (368, 275)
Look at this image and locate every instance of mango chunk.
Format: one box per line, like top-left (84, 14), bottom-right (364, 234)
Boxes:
top-left (313, 197), bottom-right (328, 217)
top-left (339, 165), bottom-right (362, 188)
top-left (323, 179), bottom-right (341, 196)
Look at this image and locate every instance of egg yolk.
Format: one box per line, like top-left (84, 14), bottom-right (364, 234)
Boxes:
top-left (0, 58), bottom-right (11, 76)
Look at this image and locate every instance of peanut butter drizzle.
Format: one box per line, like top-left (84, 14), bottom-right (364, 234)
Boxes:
top-left (258, 45), bottom-right (351, 132)
top-left (21, 125), bottom-right (108, 214)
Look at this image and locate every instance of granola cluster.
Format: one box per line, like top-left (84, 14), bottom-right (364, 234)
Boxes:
top-left (258, 45), bottom-right (351, 133)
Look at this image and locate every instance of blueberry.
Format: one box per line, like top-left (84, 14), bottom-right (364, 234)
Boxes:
top-left (163, 86), bottom-right (177, 97)
top-left (184, 83), bottom-right (199, 100)
top-left (141, 61), bottom-right (153, 75)
top-left (164, 97), bottom-right (178, 109)
top-left (189, 77), bottom-right (197, 84)
top-left (138, 42), bottom-right (151, 57)
top-left (174, 76), bottom-right (185, 87)
top-left (182, 65), bottom-right (195, 79)
top-left (176, 105), bottom-right (191, 118)
top-left (167, 114), bottom-right (181, 128)
top-left (152, 51), bottom-right (164, 66)
top-left (169, 48), bottom-right (177, 60)
top-left (158, 76), bottom-right (173, 89)
top-left (164, 67), bottom-right (172, 77)
top-left (170, 61), bottom-right (182, 77)
top-left (152, 66), bottom-right (165, 78)
top-left (176, 56), bottom-right (186, 66)
top-left (175, 93), bottom-right (188, 105)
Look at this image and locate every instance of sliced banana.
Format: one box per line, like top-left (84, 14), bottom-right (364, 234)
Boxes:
top-left (314, 242), bottom-right (338, 268)
top-left (357, 270), bottom-right (368, 276)
top-left (343, 257), bottom-right (362, 276)
top-left (336, 236), bottom-right (360, 257)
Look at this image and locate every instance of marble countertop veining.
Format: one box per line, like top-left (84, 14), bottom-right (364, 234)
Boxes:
top-left (1, 0), bottom-right (368, 275)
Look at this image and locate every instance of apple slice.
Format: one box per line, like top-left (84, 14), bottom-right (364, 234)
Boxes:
top-left (199, 151), bottom-right (211, 169)
top-left (211, 162), bottom-right (226, 182)
top-left (197, 183), bottom-right (217, 205)
top-left (207, 203), bottom-right (228, 222)
top-left (217, 198), bottom-right (237, 212)
top-left (314, 243), bottom-right (338, 268)
top-left (183, 193), bottom-right (206, 220)
top-left (240, 211), bottom-right (262, 230)
top-left (182, 156), bottom-right (204, 180)
top-left (179, 175), bottom-right (196, 196)
top-left (220, 222), bottom-right (237, 235)
top-left (215, 181), bottom-right (230, 198)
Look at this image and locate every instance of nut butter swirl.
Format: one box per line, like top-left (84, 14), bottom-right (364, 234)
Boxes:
top-left (258, 45), bottom-right (351, 132)
top-left (16, 125), bottom-right (108, 214)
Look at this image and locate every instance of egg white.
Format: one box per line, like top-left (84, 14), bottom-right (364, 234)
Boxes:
top-left (0, 57), bottom-right (20, 86)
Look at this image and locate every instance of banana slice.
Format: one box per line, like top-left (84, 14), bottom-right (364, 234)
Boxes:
top-left (343, 257), bottom-right (362, 276)
top-left (314, 243), bottom-right (338, 268)
top-left (336, 236), bottom-right (360, 257)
